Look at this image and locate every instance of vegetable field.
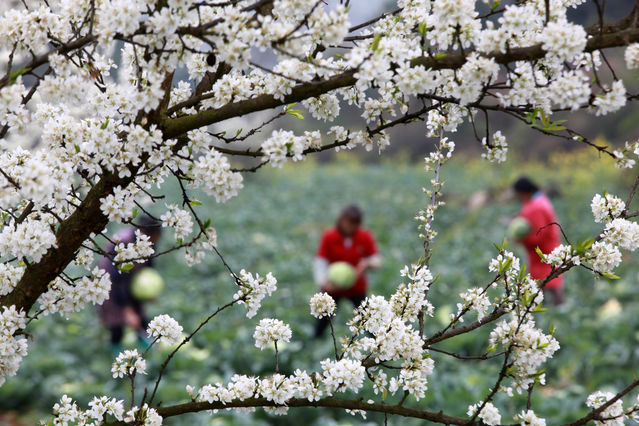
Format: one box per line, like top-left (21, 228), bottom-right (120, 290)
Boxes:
top-left (3, 150), bottom-right (638, 425)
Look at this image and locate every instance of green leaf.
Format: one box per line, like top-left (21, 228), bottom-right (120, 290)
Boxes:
top-left (287, 110), bottom-right (305, 120)
top-left (535, 246), bottom-right (545, 261)
top-left (190, 199), bottom-right (203, 206)
top-left (533, 304), bottom-right (547, 313)
top-left (120, 264), bottom-right (134, 273)
top-left (494, 238), bottom-right (508, 252)
top-left (517, 263), bottom-right (528, 281)
top-left (601, 271), bottom-right (620, 280)
top-left (9, 67), bottom-right (28, 84)
top-left (418, 22), bottom-right (427, 35)
top-left (74, 144), bottom-right (81, 153)
top-left (491, 0), bottom-right (501, 10)
top-left (499, 257), bottom-right (513, 274)
top-left (576, 238), bottom-right (594, 254)
top-left (284, 103), bottom-right (304, 118)
top-left (371, 33), bottom-right (382, 52)
top-left (132, 208), bottom-right (140, 219)
top-left (100, 118), bottom-right (109, 130)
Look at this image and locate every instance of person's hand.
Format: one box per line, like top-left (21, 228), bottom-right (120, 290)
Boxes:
top-left (322, 281), bottom-right (338, 293)
top-left (355, 259), bottom-right (369, 279)
top-left (123, 306), bottom-right (141, 330)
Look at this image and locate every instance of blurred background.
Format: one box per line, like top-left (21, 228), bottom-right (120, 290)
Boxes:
top-left (3, 151), bottom-right (637, 425)
top-left (3, 0), bottom-right (639, 425)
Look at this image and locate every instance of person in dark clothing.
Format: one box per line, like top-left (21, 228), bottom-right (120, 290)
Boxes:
top-left (313, 205), bottom-right (381, 338)
top-left (98, 216), bottom-right (162, 356)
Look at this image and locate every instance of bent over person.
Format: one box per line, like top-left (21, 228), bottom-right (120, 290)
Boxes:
top-left (98, 216), bottom-right (162, 356)
top-left (313, 205), bottom-right (381, 337)
top-left (512, 177), bottom-right (564, 305)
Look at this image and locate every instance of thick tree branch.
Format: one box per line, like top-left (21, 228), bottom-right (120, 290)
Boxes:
top-left (153, 396), bottom-right (475, 425)
top-left (162, 25), bottom-right (639, 139)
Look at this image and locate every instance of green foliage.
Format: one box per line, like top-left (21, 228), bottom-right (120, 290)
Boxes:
top-left (284, 104), bottom-right (305, 120)
top-left (4, 151), bottom-right (637, 425)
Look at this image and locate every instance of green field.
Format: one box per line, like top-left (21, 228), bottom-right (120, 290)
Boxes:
top-left (3, 150), bottom-right (639, 425)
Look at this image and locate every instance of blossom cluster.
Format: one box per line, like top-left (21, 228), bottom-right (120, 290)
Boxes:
top-left (51, 394), bottom-right (126, 425)
top-left (309, 293), bottom-right (336, 318)
top-left (467, 401), bottom-right (501, 426)
top-left (586, 391), bottom-right (625, 426)
top-left (481, 131), bottom-right (508, 163)
top-left (114, 230), bottom-right (155, 268)
top-left (147, 314), bottom-right (183, 346)
top-left (38, 268), bottom-right (112, 317)
top-left (111, 349), bottom-right (147, 379)
top-left (591, 193), bottom-right (626, 223)
top-left (585, 192), bottom-right (639, 274)
top-left (253, 318), bottom-right (292, 350)
top-left (160, 204), bottom-right (194, 242)
top-left (0, 0), bottom-right (638, 423)
top-left (490, 319), bottom-right (559, 392)
top-left (233, 270), bottom-right (278, 318)
top-left (0, 306), bottom-right (27, 386)
top-left (545, 244), bottom-right (581, 268)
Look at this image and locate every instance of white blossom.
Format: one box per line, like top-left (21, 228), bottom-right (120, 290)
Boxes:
top-left (482, 131), bottom-right (508, 163)
top-left (0, 306), bottom-right (27, 386)
top-left (624, 43), bottom-right (639, 69)
top-left (253, 318), bottom-right (292, 349)
top-left (467, 401), bottom-right (501, 425)
top-left (309, 293), bottom-right (336, 318)
top-left (602, 218), bottom-right (639, 251)
top-left (233, 270), bottom-right (278, 318)
top-left (586, 391), bottom-right (625, 425)
top-left (545, 244), bottom-right (580, 267)
top-left (588, 241), bottom-right (622, 273)
top-left (147, 314), bottom-right (183, 345)
top-left (591, 193), bottom-right (626, 223)
top-left (111, 349), bottom-right (147, 378)
top-left (518, 409), bottom-right (546, 426)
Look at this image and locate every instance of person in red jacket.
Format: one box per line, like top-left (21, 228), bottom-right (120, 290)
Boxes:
top-left (513, 177), bottom-right (564, 305)
top-left (313, 205), bottom-right (381, 337)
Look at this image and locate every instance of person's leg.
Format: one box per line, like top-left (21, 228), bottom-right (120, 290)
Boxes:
top-left (348, 293), bottom-right (367, 309)
top-left (551, 287), bottom-right (565, 306)
top-left (135, 304), bottom-right (152, 349)
top-left (314, 317), bottom-right (330, 338)
top-left (543, 287), bottom-right (565, 306)
top-left (109, 326), bottom-right (124, 357)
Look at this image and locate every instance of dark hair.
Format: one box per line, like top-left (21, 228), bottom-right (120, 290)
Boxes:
top-left (338, 204), bottom-right (363, 225)
top-left (136, 214), bottom-right (162, 236)
top-left (513, 176), bottom-right (540, 194)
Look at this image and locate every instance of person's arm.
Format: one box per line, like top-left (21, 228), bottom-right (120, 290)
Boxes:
top-left (363, 253), bottom-right (382, 269)
top-left (520, 211), bottom-right (544, 248)
top-left (314, 231), bottom-right (338, 292)
top-left (313, 257), bottom-right (329, 287)
top-left (355, 232), bottom-right (381, 277)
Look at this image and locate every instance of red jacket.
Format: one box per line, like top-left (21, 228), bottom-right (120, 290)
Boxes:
top-left (317, 227), bottom-right (378, 297)
top-left (518, 193), bottom-right (563, 289)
